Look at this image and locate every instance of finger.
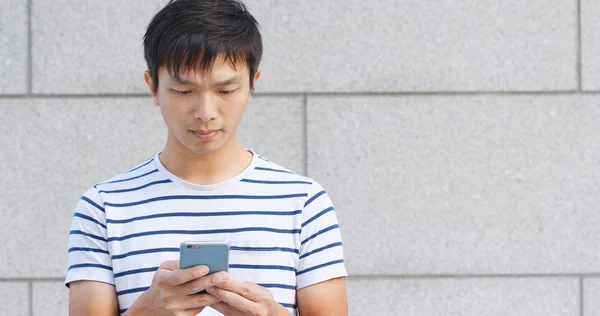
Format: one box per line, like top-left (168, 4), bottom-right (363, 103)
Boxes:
top-left (210, 302), bottom-right (242, 316)
top-left (178, 293), bottom-right (222, 309)
top-left (176, 271), bottom-right (229, 296)
top-left (166, 265), bottom-right (210, 286)
top-left (214, 279), bottom-right (267, 301)
top-left (181, 307), bottom-right (205, 316)
top-left (165, 292), bottom-right (221, 311)
top-left (158, 260), bottom-right (179, 271)
top-left (206, 286), bottom-right (262, 314)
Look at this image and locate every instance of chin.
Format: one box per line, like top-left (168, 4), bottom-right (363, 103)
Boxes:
top-left (186, 139), bottom-right (227, 155)
top-left (174, 131), bottom-right (232, 155)
top-left (185, 144), bottom-right (221, 155)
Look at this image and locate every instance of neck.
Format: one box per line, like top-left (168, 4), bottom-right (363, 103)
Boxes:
top-left (159, 133), bottom-right (252, 186)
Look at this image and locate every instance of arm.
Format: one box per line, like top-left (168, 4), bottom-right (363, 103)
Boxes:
top-left (66, 189), bottom-right (118, 315)
top-left (295, 182), bottom-right (348, 315)
top-left (296, 278), bottom-right (348, 316)
top-left (69, 280), bottom-right (119, 316)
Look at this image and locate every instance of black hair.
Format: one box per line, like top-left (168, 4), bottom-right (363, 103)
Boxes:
top-left (143, 0), bottom-right (263, 93)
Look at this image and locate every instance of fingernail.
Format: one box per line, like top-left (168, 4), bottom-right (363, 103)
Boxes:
top-left (206, 286), bottom-right (215, 293)
top-left (199, 266), bottom-right (209, 274)
top-left (219, 273), bottom-right (229, 282)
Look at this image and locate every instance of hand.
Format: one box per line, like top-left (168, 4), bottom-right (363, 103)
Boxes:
top-left (207, 279), bottom-right (292, 316)
top-left (126, 260), bottom-right (229, 316)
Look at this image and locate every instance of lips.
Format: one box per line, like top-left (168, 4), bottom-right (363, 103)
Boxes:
top-left (194, 130), bottom-right (217, 135)
top-left (191, 129), bottom-right (220, 140)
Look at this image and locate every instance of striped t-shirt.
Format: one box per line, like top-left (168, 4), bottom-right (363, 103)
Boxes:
top-left (65, 149), bottom-right (347, 315)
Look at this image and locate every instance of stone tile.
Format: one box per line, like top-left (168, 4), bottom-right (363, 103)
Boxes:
top-left (238, 96), bottom-right (304, 174)
top-left (347, 277), bottom-right (578, 316)
top-left (309, 95), bottom-right (600, 275)
top-left (245, 0), bottom-right (576, 92)
top-left (32, 281), bottom-right (69, 316)
top-left (32, 0), bottom-right (165, 93)
top-left (582, 0), bottom-right (600, 90)
top-left (0, 282), bottom-right (29, 316)
top-left (584, 278), bottom-right (600, 316)
top-left (0, 0), bottom-right (28, 94)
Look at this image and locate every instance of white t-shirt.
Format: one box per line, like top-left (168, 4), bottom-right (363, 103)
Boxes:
top-left (65, 149), bottom-right (347, 315)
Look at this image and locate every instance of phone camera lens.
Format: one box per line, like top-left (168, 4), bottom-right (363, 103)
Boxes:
top-left (187, 245), bottom-right (192, 249)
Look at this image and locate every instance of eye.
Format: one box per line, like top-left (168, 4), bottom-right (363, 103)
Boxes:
top-left (219, 89), bottom-right (236, 95)
top-left (173, 89), bottom-right (192, 95)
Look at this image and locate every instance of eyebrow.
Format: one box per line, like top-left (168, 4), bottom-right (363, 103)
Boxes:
top-left (214, 76), bottom-right (240, 86)
top-left (170, 75), bottom-right (240, 87)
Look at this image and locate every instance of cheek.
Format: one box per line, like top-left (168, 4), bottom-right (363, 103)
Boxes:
top-left (223, 100), bottom-right (247, 125)
top-left (157, 96), bottom-right (188, 128)
top-left (232, 94), bottom-right (250, 115)
top-left (159, 94), bottom-right (183, 112)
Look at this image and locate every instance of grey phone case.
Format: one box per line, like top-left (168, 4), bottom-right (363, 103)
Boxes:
top-left (179, 241), bottom-right (230, 273)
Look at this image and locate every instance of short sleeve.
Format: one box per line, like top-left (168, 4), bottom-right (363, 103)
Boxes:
top-left (296, 181), bottom-right (348, 289)
top-left (64, 187), bottom-right (114, 287)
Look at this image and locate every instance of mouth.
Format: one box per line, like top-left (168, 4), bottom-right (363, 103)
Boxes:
top-left (191, 129), bottom-right (220, 140)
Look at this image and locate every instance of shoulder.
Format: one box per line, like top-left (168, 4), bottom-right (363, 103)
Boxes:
top-left (85, 155), bottom-right (158, 194)
top-left (252, 154), bottom-right (314, 183)
top-left (252, 153), bottom-right (329, 198)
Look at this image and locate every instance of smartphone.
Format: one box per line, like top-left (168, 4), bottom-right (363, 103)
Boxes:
top-left (179, 241), bottom-right (230, 273)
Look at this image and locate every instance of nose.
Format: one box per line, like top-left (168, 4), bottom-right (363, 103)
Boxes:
top-left (193, 95), bottom-right (218, 122)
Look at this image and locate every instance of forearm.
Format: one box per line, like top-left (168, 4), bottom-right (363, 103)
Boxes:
top-left (123, 290), bottom-right (154, 316)
top-left (273, 303), bottom-right (293, 316)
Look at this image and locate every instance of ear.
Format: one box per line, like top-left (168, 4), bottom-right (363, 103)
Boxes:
top-left (144, 71), bottom-right (159, 107)
top-left (247, 69), bottom-right (261, 103)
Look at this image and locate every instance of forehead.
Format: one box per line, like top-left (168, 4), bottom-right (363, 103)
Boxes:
top-left (160, 55), bottom-right (249, 83)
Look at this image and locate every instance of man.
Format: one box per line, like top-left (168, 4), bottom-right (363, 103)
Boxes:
top-left (65, 0), bottom-right (348, 315)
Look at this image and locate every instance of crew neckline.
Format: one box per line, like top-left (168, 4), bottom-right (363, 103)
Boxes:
top-left (153, 148), bottom-right (257, 192)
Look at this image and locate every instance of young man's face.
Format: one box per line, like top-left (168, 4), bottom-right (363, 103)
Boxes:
top-left (145, 56), bottom-right (260, 155)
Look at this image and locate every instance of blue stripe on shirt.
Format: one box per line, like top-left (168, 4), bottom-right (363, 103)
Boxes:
top-left (104, 193), bottom-right (307, 208)
top-left (81, 196), bottom-right (105, 213)
top-left (241, 179), bottom-right (312, 185)
top-left (73, 212), bottom-right (107, 229)
top-left (96, 169), bottom-right (158, 187)
top-left (304, 190), bottom-right (326, 207)
top-left (112, 247), bottom-right (179, 260)
top-left (68, 263), bottom-right (112, 271)
top-left (301, 206), bottom-right (334, 228)
top-left (114, 267), bottom-right (158, 278)
top-left (107, 227), bottom-right (301, 242)
top-left (230, 246), bottom-right (299, 254)
top-left (70, 230), bottom-right (107, 242)
top-left (107, 210), bottom-right (302, 224)
top-left (117, 286), bottom-right (149, 296)
top-left (259, 283), bottom-right (296, 290)
top-left (254, 167), bottom-right (295, 174)
top-left (126, 158), bottom-right (154, 173)
top-left (281, 303), bottom-right (297, 309)
top-left (299, 242), bottom-right (343, 259)
top-left (68, 247), bottom-right (109, 255)
top-left (98, 179), bottom-right (172, 194)
top-left (229, 264), bottom-right (296, 272)
top-left (296, 259), bottom-right (345, 276)
top-left (300, 224), bottom-right (339, 246)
